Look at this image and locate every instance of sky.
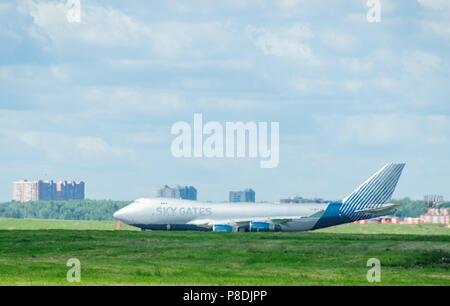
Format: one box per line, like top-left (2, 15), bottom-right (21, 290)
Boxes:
top-left (0, 0), bottom-right (449, 202)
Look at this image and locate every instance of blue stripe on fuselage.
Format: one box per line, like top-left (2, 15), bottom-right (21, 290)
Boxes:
top-left (312, 202), bottom-right (353, 230)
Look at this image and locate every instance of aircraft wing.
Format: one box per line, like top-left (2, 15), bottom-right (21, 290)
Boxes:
top-left (188, 216), bottom-right (308, 228)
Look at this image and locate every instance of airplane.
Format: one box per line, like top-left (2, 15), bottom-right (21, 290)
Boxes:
top-left (113, 163), bottom-right (405, 232)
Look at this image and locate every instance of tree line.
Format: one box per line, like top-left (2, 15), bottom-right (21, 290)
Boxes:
top-left (0, 200), bottom-right (131, 221)
top-left (392, 198), bottom-right (450, 218)
top-left (0, 198), bottom-right (448, 221)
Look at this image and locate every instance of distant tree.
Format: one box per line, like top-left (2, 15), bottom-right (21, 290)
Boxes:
top-left (440, 202), bottom-right (450, 208)
top-left (0, 200), bottom-right (131, 221)
top-left (391, 198), bottom-right (429, 217)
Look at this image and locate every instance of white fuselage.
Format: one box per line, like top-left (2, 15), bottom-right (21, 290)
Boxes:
top-left (113, 198), bottom-right (329, 231)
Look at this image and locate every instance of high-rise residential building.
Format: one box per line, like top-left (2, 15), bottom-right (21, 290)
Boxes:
top-left (13, 180), bottom-right (39, 202)
top-left (13, 180), bottom-right (85, 202)
top-left (178, 185), bottom-right (197, 201)
top-left (38, 180), bottom-right (57, 201)
top-left (152, 185), bottom-right (197, 200)
top-left (152, 185), bottom-right (174, 198)
top-left (56, 181), bottom-right (85, 200)
top-left (229, 189), bottom-right (255, 203)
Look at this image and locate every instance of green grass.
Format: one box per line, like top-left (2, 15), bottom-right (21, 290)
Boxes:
top-left (0, 218), bottom-right (449, 286)
top-left (0, 218), bottom-right (138, 231)
top-left (317, 223), bottom-right (450, 236)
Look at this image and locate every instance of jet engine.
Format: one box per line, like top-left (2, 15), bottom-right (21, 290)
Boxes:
top-left (212, 224), bottom-right (234, 232)
top-left (249, 222), bottom-right (279, 232)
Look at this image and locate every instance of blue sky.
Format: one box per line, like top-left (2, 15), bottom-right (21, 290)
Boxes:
top-left (0, 0), bottom-right (449, 202)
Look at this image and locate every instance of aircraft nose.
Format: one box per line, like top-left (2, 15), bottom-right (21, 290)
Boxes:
top-left (113, 202), bottom-right (142, 225)
top-left (113, 210), bottom-right (120, 219)
top-left (113, 208), bottom-right (127, 222)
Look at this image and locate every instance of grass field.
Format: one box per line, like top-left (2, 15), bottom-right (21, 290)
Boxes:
top-left (0, 218), bottom-right (449, 286)
top-left (0, 218), bottom-right (138, 231)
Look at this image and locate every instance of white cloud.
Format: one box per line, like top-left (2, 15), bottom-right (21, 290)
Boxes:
top-left (2, 130), bottom-right (134, 162)
top-left (0, 2), bottom-right (11, 13)
top-left (196, 98), bottom-right (269, 111)
top-left (341, 80), bottom-right (363, 93)
top-left (421, 20), bottom-right (450, 37)
top-left (339, 57), bottom-right (373, 74)
top-left (290, 78), bottom-right (333, 94)
top-left (0, 110), bottom-right (79, 131)
top-left (111, 58), bottom-right (252, 71)
top-left (0, 64), bottom-right (71, 85)
top-left (275, 0), bottom-right (363, 18)
top-left (83, 87), bottom-right (187, 115)
top-left (417, 0), bottom-right (450, 38)
top-left (276, 0), bottom-right (307, 17)
top-left (50, 65), bottom-right (70, 82)
top-left (167, 1), bottom-right (192, 13)
top-left (337, 114), bottom-right (417, 145)
top-left (380, 77), bottom-right (404, 92)
top-left (317, 114), bottom-right (450, 146)
top-left (377, 0), bottom-right (398, 14)
top-left (338, 49), bottom-right (399, 76)
top-left (290, 77), bottom-right (402, 95)
top-left (417, 0), bottom-right (450, 11)
top-left (127, 132), bottom-right (168, 145)
top-left (21, 1), bottom-right (232, 57)
top-left (402, 51), bottom-right (442, 77)
top-left (320, 30), bottom-right (357, 51)
top-left (75, 137), bottom-right (132, 159)
top-left (247, 23), bottom-right (318, 64)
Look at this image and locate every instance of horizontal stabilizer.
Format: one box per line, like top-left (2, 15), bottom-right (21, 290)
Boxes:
top-left (354, 203), bottom-right (400, 214)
